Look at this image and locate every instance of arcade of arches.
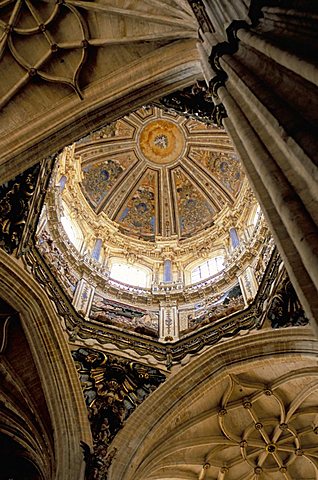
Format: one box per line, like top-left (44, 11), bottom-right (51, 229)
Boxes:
top-left (0, 1), bottom-right (317, 480)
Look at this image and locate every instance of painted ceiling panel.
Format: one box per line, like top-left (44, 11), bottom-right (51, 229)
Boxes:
top-left (77, 107), bottom-right (246, 241)
top-left (172, 168), bottom-right (215, 238)
top-left (116, 169), bottom-right (158, 241)
top-left (82, 159), bottom-right (125, 207)
top-left (191, 149), bottom-right (244, 197)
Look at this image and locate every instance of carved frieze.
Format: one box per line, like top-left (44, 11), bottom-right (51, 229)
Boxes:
top-left (157, 82), bottom-right (227, 126)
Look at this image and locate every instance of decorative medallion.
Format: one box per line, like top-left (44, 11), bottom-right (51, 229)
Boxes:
top-left (139, 119), bottom-right (185, 165)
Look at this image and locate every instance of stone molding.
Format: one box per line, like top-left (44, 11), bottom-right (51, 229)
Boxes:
top-left (0, 39), bottom-right (202, 183)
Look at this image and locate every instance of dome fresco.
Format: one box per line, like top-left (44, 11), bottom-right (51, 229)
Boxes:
top-left (37, 106), bottom-right (273, 341)
top-left (78, 107), bottom-right (244, 241)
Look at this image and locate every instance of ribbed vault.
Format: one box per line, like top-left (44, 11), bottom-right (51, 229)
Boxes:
top-left (109, 328), bottom-right (318, 480)
top-left (0, 0), bottom-right (200, 181)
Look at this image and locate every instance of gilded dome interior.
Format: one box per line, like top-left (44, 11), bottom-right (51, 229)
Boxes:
top-left (78, 107), bottom-right (244, 241)
top-left (37, 106), bottom-right (273, 342)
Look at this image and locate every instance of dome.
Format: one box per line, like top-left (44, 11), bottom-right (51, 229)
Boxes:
top-left (77, 107), bottom-right (244, 242)
top-left (37, 106), bottom-right (273, 342)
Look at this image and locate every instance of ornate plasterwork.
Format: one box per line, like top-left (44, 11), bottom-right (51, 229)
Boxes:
top-left (65, 106), bottom-right (245, 242)
top-left (11, 109), bottom-right (278, 355)
top-left (42, 181), bottom-right (270, 307)
top-left (35, 107), bottom-right (274, 340)
top-left (19, 169), bottom-right (306, 368)
top-left (139, 119), bottom-right (185, 165)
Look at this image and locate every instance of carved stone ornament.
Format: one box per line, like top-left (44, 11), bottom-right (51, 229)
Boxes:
top-left (267, 276), bottom-right (309, 329)
top-left (0, 164), bottom-right (39, 254)
top-left (188, 0), bottom-right (215, 34)
top-left (157, 82), bottom-right (227, 127)
top-left (202, 372), bottom-right (318, 478)
top-left (72, 348), bottom-right (166, 479)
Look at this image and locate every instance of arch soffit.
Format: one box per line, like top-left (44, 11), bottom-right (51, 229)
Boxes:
top-left (0, 249), bottom-right (92, 480)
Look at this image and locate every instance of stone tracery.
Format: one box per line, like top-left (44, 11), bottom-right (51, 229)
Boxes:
top-left (0, 0), bottom-right (197, 109)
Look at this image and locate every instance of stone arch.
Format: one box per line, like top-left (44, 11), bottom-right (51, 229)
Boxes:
top-left (0, 249), bottom-right (92, 480)
top-left (0, 1), bottom-right (316, 354)
top-left (109, 327), bottom-right (318, 480)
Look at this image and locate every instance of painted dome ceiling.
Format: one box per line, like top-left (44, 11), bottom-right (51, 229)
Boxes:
top-left (76, 106), bottom-right (244, 242)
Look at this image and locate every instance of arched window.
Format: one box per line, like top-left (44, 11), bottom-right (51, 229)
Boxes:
top-left (59, 175), bottom-right (67, 192)
top-left (60, 204), bottom-right (83, 251)
top-left (91, 238), bottom-right (102, 261)
top-left (109, 261), bottom-right (150, 288)
top-left (252, 205), bottom-right (262, 226)
top-left (191, 256), bottom-right (224, 283)
top-left (163, 259), bottom-right (172, 282)
top-left (245, 205), bottom-right (262, 239)
top-left (229, 227), bottom-right (240, 249)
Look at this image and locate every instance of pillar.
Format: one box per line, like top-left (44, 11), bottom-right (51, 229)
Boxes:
top-left (159, 301), bottom-right (179, 341)
top-left (205, 0), bottom-right (318, 332)
top-left (73, 278), bottom-right (95, 318)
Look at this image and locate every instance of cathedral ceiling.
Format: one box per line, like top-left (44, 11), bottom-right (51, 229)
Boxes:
top-left (109, 330), bottom-right (318, 480)
top-left (75, 106), bottom-right (245, 242)
top-left (0, 0), bottom-right (201, 181)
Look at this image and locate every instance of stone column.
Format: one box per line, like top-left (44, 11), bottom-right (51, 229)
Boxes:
top-left (206, 1), bottom-right (318, 332)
